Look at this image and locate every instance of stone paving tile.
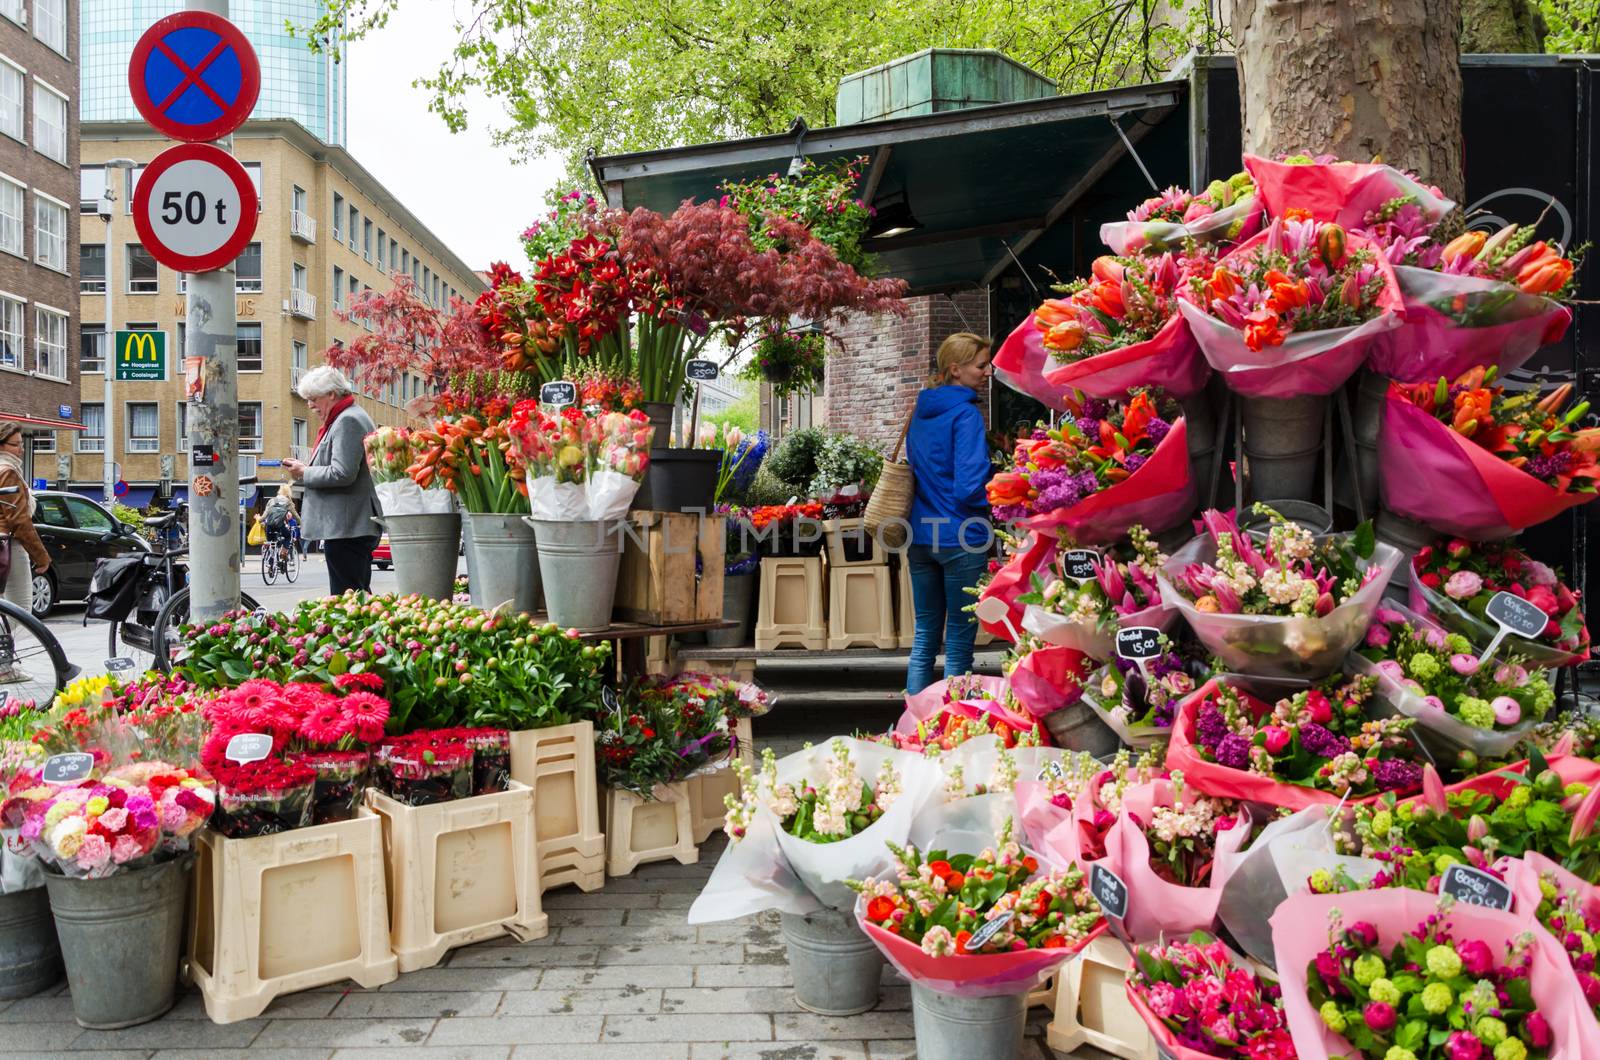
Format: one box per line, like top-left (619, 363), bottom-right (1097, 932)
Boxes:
top-left (154, 1051), bottom-right (334, 1060)
top-left (693, 965), bottom-right (793, 988)
top-left (599, 1012), bottom-right (774, 1043)
top-left (599, 876), bottom-right (706, 894)
top-left (697, 923), bottom-right (781, 945)
top-left (166, 989), bottom-right (341, 1020)
top-left (547, 907), bottom-right (627, 927)
top-left (622, 908), bottom-right (701, 927)
top-left (542, 890), bottom-right (659, 910)
top-left (427, 1015), bottom-right (605, 1046)
top-left (448, 944), bottom-right (600, 968)
top-left (72, 1018), bottom-right (267, 1050)
top-left (374, 968), bottom-right (543, 993)
top-left (332, 1050), bottom-right (508, 1060)
top-left (559, 924), bottom-right (698, 945)
top-left (661, 987), bottom-right (803, 1014)
top-left (537, 966), bottom-right (695, 990)
top-left (0, 1052), bottom-right (145, 1060)
top-left (864, 1042), bottom-right (917, 1060)
top-left (691, 1045), bottom-right (872, 1060)
top-left (771, 1011), bottom-right (917, 1041)
top-left (510, 1046), bottom-right (689, 1060)
top-left (0, 994), bottom-right (78, 1021)
top-left (656, 894), bottom-right (698, 911)
top-left (251, 1018), bottom-right (438, 1048)
top-left (597, 943), bottom-right (748, 966)
top-left (498, 987), bottom-right (662, 1016)
top-left (0, 1026), bottom-right (90, 1056)
top-left (330, 991), bottom-right (503, 1019)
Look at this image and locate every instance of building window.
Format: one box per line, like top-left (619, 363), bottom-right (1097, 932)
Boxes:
top-left (0, 176), bottom-right (21, 257)
top-left (348, 274), bottom-right (358, 308)
top-left (33, 193), bottom-right (64, 271)
top-left (332, 266), bottom-right (343, 308)
top-left (243, 162), bottom-right (262, 208)
top-left (80, 244), bottom-right (104, 293)
top-left (126, 402), bottom-right (159, 453)
top-left (79, 166), bottom-right (102, 213)
top-left (127, 244), bottom-right (158, 294)
top-left (292, 340), bottom-right (307, 371)
top-left (32, 0), bottom-right (65, 55)
top-left (124, 165), bottom-right (145, 214)
top-left (400, 249), bottom-right (410, 276)
top-left (79, 404), bottom-right (103, 453)
top-left (238, 322), bottom-right (262, 372)
top-left (376, 228), bottom-right (385, 269)
top-left (347, 205), bottom-right (358, 249)
top-left (363, 218), bottom-right (372, 261)
top-left (0, 0), bottom-right (22, 28)
top-left (31, 432), bottom-right (53, 455)
top-left (236, 242), bottom-right (262, 293)
top-left (32, 80), bottom-right (65, 164)
top-left (176, 401), bottom-right (187, 447)
top-left (0, 60), bottom-right (22, 143)
top-left (332, 192), bottom-right (344, 242)
top-left (292, 417), bottom-right (307, 457)
top-left (79, 325), bottom-right (103, 373)
top-left (0, 294), bottom-right (21, 369)
top-left (238, 402), bottom-right (262, 453)
top-left (34, 305), bottom-right (65, 379)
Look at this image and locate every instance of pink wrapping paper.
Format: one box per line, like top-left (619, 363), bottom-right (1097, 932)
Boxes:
top-left (1178, 227), bottom-right (1404, 399)
top-left (992, 299), bottom-right (1211, 409)
top-left (1378, 383), bottom-right (1598, 539)
top-left (1033, 763), bottom-right (1129, 874)
top-left (1100, 195), bottom-right (1263, 257)
top-left (894, 676), bottom-right (1008, 739)
top-left (1505, 850), bottom-right (1600, 919)
top-left (1022, 418), bottom-right (1196, 543)
top-left (1015, 779), bottom-right (1072, 860)
top-left (977, 531), bottom-right (1057, 642)
top-left (1006, 645), bottom-right (1093, 721)
top-left (1271, 888), bottom-right (1594, 1060)
top-left (1364, 265), bottom-right (1572, 382)
top-left (1242, 154), bottom-right (1456, 229)
top-left (857, 900), bottom-right (1107, 998)
top-left (1101, 779), bottom-right (1252, 943)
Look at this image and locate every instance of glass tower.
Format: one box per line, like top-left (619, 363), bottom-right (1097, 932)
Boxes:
top-left (81, 0), bottom-right (347, 146)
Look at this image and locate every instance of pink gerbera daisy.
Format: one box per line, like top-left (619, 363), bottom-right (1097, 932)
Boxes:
top-left (338, 691), bottom-right (390, 730)
top-left (334, 672), bottom-right (385, 693)
top-left (298, 703), bottom-right (351, 747)
top-left (354, 717), bottom-right (386, 744)
top-left (228, 679), bottom-right (282, 714)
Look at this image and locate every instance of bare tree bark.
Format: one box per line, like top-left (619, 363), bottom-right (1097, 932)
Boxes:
top-left (1460, 0), bottom-right (1544, 51)
top-left (1231, 0), bottom-right (1465, 200)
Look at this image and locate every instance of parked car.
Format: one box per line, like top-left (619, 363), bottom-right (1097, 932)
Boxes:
top-left (373, 533), bottom-right (392, 570)
top-left (31, 491), bottom-right (151, 617)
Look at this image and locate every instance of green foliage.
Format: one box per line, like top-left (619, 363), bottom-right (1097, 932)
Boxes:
top-left (112, 503), bottom-right (154, 543)
top-left (809, 432), bottom-right (883, 497)
top-left (766, 426), bottom-right (826, 486)
top-left (710, 389), bottom-right (760, 434)
top-left (743, 464), bottom-right (799, 506)
top-left (1539, 0), bottom-right (1600, 51)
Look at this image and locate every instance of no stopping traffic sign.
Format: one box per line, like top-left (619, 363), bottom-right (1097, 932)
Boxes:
top-left (128, 11), bottom-right (260, 142)
top-left (132, 142), bottom-right (259, 273)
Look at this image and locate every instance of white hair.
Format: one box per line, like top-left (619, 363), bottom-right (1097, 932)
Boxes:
top-left (297, 365), bottom-right (354, 400)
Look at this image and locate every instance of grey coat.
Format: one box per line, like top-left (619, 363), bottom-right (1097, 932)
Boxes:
top-left (300, 404), bottom-right (381, 542)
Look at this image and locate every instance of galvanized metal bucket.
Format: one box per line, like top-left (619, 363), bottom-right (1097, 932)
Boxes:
top-left (463, 513), bottom-right (541, 613)
top-left (1241, 393), bottom-right (1323, 502)
top-left (706, 572), bottom-right (755, 648)
top-left (529, 519), bottom-right (624, 632)
top-left (780, 908), bottom-right (884, 1016)
top-left (0, 886), bottom-right (61, 999)
top-left (44, 857), bottom-right (189, 1029)
top-left (910, 983), bottom-right (1027, 1060)
top-left (1041, 700), bottom-right (1120, 757)
top-left (374, 513), bottom-right (461, 601)
top-left (1376, 509), bottom-right (1434, 594)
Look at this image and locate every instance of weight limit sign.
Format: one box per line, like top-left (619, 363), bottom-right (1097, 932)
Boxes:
top-left (131, 142), bottom-right (259, 273)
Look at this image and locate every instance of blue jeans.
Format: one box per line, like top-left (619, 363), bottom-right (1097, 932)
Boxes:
top-left (905, 544), bottom-right (989, 694)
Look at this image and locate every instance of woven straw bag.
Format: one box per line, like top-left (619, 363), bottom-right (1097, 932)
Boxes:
top-left (863, 403), bottom-right (916, 549)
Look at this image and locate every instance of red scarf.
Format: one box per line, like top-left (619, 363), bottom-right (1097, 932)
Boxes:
top-left (313, 395), bottom-right (356, 450)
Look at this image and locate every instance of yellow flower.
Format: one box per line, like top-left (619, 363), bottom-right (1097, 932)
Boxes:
top-left (85, 796), bottom-right (109, 816)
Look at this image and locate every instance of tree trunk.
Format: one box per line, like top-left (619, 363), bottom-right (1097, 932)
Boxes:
top-left (1460, 0), bottom-right (1545, 52)
top-left (1231, 0), bottom-right (1465, 200)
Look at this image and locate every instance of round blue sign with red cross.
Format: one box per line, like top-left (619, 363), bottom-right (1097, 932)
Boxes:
top-left (127, 11), bottom-right (259, 143)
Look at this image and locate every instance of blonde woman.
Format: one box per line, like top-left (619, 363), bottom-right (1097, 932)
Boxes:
top-left (903, 332), bottom-right (994, 694)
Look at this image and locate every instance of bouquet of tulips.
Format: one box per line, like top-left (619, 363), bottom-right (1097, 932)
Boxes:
top-left (507, 405), bottom-right (654, 521)
top-left (1100, 170), bottom-right (1261, 256)
top-left (407, 395), bottom-right (530, 515)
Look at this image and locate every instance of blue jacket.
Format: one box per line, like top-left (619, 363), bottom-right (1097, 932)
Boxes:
top-left (905, 385), bottom-right (991, 549)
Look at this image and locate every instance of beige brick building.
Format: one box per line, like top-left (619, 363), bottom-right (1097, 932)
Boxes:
top-left (67, 117), bottom-right (484, 507)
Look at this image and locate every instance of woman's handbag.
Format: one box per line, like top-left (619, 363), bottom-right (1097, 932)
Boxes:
top-left (863, 403), bottom-right (916, 549)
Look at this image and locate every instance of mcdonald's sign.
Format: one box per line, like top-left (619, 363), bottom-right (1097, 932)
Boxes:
top-left (114, 330), bottom-right (166, 381)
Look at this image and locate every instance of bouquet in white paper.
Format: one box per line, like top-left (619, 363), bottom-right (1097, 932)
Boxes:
top-left (509, 406), bottom-right (654, 521)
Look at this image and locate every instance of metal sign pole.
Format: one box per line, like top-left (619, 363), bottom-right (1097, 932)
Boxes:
top-left (184, 0), bottom-right (239, 622)
top-left (101, 174), bottom-right (116, 508)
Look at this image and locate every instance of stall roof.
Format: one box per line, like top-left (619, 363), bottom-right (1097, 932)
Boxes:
top-left (589, 81), bottom-right (1187, 295)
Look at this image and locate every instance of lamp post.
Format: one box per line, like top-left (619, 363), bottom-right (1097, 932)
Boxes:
top-left (98, 157), bottom-right (136, 508)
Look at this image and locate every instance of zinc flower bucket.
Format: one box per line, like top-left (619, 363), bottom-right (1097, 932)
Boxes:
top-left (463, 513), bottom-right (541, 613)
top-left (1240, 393), bottom-right (1324, 502)
top-left (528, 518), bottom-right (624, 633)
top-left (910, 985), bottom-right (1028, 1060)
top-left (374, 513), bottom-right (461, 601)
top-left (780, 906), bottom-right (885, 1015)
top-left (0, 886), bottom-right (61, 999)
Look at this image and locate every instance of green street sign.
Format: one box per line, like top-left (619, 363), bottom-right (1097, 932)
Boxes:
top-left (114, 330), bottom-right (166, 381)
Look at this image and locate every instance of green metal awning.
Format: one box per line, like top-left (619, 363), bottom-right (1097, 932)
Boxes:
top-left (589, 81), bottom-right (1190, 295)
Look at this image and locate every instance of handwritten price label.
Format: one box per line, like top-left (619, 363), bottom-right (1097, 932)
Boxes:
top-left (1061, 549), bottom-right (1098, 583)
top-left (1477, 591), bottom-right (1552, 664)
top-left (1440, 864), bottom-right (1513, 911)
top-left (965, 909), bottom-right (1015, 952)
top-left (539, 380), bottom-right (577, 407)
top-left (224, 732), bottom-right (273, 764)
top-left (1090, 863), bottom-right (1129, 920)
top-left (41, 752), bottom-right (94, 785)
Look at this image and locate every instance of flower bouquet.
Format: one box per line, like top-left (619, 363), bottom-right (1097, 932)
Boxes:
top-left (1002, 641), bottom-right (1098, 727)
top-left (575, 368), bottom-right (644, 414)
top-left (992, 252), bottom-right (1210, 408)
top-left (892, 675), bottom-right (1047, 751)
top-left (1242, 153), bottom-right (1455, 231)
top-left (1100, 171), bottom-right (1262, 256)
top-left (1515, 853), bottom-right (1600, 1025)
top-left (975, 530), bottom-right (1059, 642)
top-left (851, 820), bottom-right (1105, 997)
top-left (366, 425), bottom-right (455, 515)
top-left (1274, 888), bottom-right (1591, 1060)
top-left (375, 733), bottom-right (473, 807)
top-left (294, 750), bottom-right (369, 824)
top-left (1016, 525), bottom-right (1176, 657)
top-left (508, 404), bottom-right (655, 521)
top-left (744, 501), bottom-right (826, 557)
top-left (1379, 370), bottom-right (1600, 539)
top-left (1410, 539), bottom-right (1590, 667)
top-left (1352, 602), bottom-right (1554, 757)
top-left (1159, 506), bottom-right (1400, 677)
top-left (455, 727), bottom-right (511, 795)
top-left (1126, 933), bottom-right (1297, 1059)
top-left (1081, 647), bottom-right (1199, 750)
top-left (986, 389), bottom-right (1195, 542)
top-left (1177, 215), bottom-right (1402, 398)
top-left (407, 396), bottom-right (531, 514)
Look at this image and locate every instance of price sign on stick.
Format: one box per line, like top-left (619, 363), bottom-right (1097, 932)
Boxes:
top-left (42, 753), bottom-right (94, 785)
top-left (1090, 863), bottom-right (1135, 953)
top-left (540, 380), bottom-right (577, 408)
top-left (973, 595), bottom-right (1021, 643)
top-left (965, 909), bottom-right (1015, 952)
top-left (224, 732), bottom-right (273, 764)
top-left (1061, 549), bottom-right (1098, 583)
top-left (1440, 864), bottom-right (1514, 911)
top-left (104, 656), bottom-right (137, 674)
top-left (685, 359), bottom-right (719, 382)
top-left (1116, 626), bottom-right (1162, 677)
top-left (1476, 591), bottom-right (1550, 664)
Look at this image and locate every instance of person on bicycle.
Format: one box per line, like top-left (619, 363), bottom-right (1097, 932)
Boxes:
top-left (261, 484), bottom-right (298, 562)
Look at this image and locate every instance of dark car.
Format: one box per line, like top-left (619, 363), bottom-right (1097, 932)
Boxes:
top-left (31, 491), bottom-right (150, 617)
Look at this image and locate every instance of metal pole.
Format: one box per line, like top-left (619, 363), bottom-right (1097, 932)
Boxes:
top-left (101, 184), bottom-right (114, 508)
top-left (184, 0), bottom-right (239, 622)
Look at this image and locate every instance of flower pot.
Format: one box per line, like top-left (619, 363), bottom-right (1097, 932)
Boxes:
top-left (910, 983), bottom-right (1027, 1060)
top-left (1374, 508), bottom-right (1435, 594)
top-left (706, 571), bottom-right (755, 647)
top-left (44, 857), bottom-right (190, 1029)
top-left (373, 512), bottom-right (461, 601)
top-left (0, 886), bottom-right (62, 999)
top-left (462, 513), bottom-right (541, 613)
top-left (633, 449), bottom-right (721, 513)
top-left (1040, 698), bottom-right (1121, 757)
top-left (642, 400), bottom-right (675, 446)
top-left (1240, 393), bottom-right (1323, 502)
top-left (528, 518), bottom-right (624, 633)
top-left (1334, 371), bottom-right (1387, 514)
top-left (299, 750), bottom-right (369, 825)
top-left (780, 907), bottom-right (885, 1016)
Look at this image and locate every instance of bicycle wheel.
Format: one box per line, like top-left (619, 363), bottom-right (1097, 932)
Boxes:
top-left (152, 588), bottom-right (261, 671)
top-left (261, 545), bottom-right (278, 584)
top-left (108, 584), bottom-right (169, 677)
top-left (0, 598), bottom-right (72, 704)
top-left (284, 545), bottom-right (299, 583)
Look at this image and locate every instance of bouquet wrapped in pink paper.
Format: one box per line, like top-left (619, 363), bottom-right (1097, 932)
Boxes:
top-left (1027, 750), bottom-right (1166, 879)
top-left (1242, 153), bottom-right (1455, 230)
top-left (1507, 850), bottom-right (1600, 1030)
top-left (1100, 172), bottom-right (1262, 256)
top-left (1017, 525), bottom-right (1175, 658)
top-left (1003, 644), bottom-right (1095, 722)
top-left (890, 675), bottom-right (1046, 751)
top-left (975, 531), bottom-right (1055, 642)
top-left (1125, 933), bottom-right (1298, 1059)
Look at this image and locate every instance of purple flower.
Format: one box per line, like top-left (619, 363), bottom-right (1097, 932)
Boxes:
top-left (1081, 398), bottom-right (1109, 419)
top-left (1075, 416), bottom-right (1099, 436)
top-left (1299, 721), bottom-right (1352, 760)
top-left (1372, 759), bottom-right (1423, 793)
top-left (1146, 417), bottom-right (1171, 446)
top-left (1214, 733), bottom-right (1251, 770)
top-left (1123, 453), bottom-right (1148, 474)
top-left (1196, 702), bottom-right (1230, 752)
top-left (1527, 450), bottom-right (1573, 481)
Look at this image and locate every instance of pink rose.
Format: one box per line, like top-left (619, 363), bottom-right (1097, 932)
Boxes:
top-left (1375, 606), bottom-right (1406, 626)
top-left (1375, 660), bottom-right (1405, 681)
top-left (1363, 1000), bottom-right (1397, 1033)
top-left (1262, 726), bottom-right (1291, 754)
top-left (1308, 691), bottom-right (1333, 724)
top-left (1525, 560), bottom-right (1558, 587)
top-left (1491, 696), bottom-right (1522, 726)
top-left (1445, 570), bottom-right (1484, 600)
top-left (1365, 623), bottom-right (1392, 649)
top-left (1425, 627), bottom-right (1451, 650)
top-left (1422, 695), bottom-right (1447, 713)
top-left (1450, 653), bottom-right (1481, 675)
top-left (1457, 938), bottom-right (1494, 977)
top-left (1347, 921), bottom-right (1380, 947)
top-left (1526, 1011), bottom-right (1553, 1048)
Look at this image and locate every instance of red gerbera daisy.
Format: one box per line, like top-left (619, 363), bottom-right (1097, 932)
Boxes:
top-left (298, 703), bottom-right (352, 748)
top-left (229, 679), bottom-right (281, 714)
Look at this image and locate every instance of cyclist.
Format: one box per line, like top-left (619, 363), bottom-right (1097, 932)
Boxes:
top-left (261, 484), bottom-right (299, 571)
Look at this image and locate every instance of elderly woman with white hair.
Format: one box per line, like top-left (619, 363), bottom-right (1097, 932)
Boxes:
top-left (281, 365), bottom-right (381, 595)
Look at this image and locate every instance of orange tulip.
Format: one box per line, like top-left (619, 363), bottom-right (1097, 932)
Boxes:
top-left (1452, 388), bottom-right (1493, 435)
top-left (1243, 310), bottom-right (1284, 351)
top-left (1518, 257), bottom-right (1573, 296)
top-left (986, 472), bottom-right (1032, 507)
top-left (1267, 275), bottom-right (1311, 314)
top-left (1088, 280), bottom-right (1123, 318)
top-left (1043, 320), bottom-right (1085, 352)
top-left (1207, 266), bottom-right (1241, 301)
top-left (1283, 207), bottom-right (1314, 222)
top-left (1033, 299), bottom-right (1077, 329)
top-left (1440, 230), bottom-right (1486, 263)
top-left (1091, 256), bottom-right (1125, 285)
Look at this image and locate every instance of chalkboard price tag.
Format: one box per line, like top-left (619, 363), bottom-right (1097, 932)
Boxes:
top-left (965, 909), bottom-right (1015, 952)
top-left (224, 732), bottom-right (273, 764)
top-left (1036, 758), bottom-right (1066, 782)
top-left (1091, 864), bottom-right (1129, 920)
top-left (1440, 864), bottom-right (1514, 911)
top-left (0, 690), bottom-right (11, 712)
top-left (1115, 627), bottom-right (1162, 663)
top-left (1061, 549), bottom-right (1098, 583)
top-left (685, 358), bottom-right (719, 382)
top-left (602, 687), bottom-right (622, 715)
top-left (41, 752), bottom-right (94, 785)
top-left (104, 656), bottom-right (137, 673)
top-left (1478, 591), bottom-right (1552, 663)
top-left (540, 380), bottom-right (577, 407)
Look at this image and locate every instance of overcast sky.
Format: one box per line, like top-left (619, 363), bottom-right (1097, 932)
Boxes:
top-left (344, 2), bottom-right (563, 276)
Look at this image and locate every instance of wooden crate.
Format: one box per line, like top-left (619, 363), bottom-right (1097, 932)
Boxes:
top-left (614, 512), bottom-right (725, 625)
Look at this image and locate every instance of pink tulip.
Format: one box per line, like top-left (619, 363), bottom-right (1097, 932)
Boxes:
top-left (1467, 815), bottom-right (1489, 843)
top-left (1552, 731), bottom-right (1578, 757)
top-left (1570, 784), bottom-right (1600, 845)
top-left (1422, 764), bottom-right (1447, 814)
